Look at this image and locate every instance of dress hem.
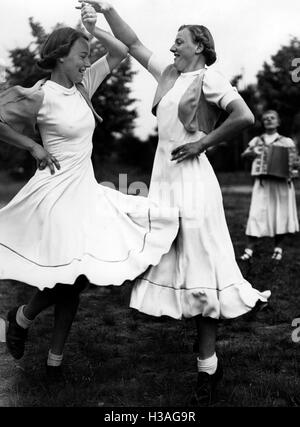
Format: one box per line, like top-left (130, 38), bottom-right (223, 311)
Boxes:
top-left (0, 210), bottom-right (180, 290)
top-left (130, 278), bottom-right (271, 320)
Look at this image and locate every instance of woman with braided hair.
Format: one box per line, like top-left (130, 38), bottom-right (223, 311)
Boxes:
top-left (0, 4), bottom-right (179, 378)
top-left (81, 0), bottom-right (271, 405)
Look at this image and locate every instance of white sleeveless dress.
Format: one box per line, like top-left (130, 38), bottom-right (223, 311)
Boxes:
top-left (130, 55), bottom-right (271, 320)
top-left (0, 56), bottom-right (179, 289)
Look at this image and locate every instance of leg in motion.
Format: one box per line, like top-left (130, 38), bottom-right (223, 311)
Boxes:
top-left (6, 287), bottom-right (59, 360)
top-left (192, 316), bottom-right (223, 405)
top-left (46, 276), bottom-right (88, 378)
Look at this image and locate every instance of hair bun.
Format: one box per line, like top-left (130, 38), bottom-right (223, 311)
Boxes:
top-left (178, 25), bottom-right (217, 67)
top-left (204, 47), bottom-right (217, 66)
top-left (37, 56), bottom-right (56, 70)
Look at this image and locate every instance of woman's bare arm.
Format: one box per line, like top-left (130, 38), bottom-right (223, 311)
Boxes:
top-left (78, 0), bottom-right (153, 69)
top-left (0, 122), bottom-right (60, 174)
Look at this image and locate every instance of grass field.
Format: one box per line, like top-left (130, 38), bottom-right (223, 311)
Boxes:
top-left (0, 170), bottom-right (300, 407)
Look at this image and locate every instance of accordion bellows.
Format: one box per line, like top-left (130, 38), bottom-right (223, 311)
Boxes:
top-left (251, 136), bottom-right (299, 180)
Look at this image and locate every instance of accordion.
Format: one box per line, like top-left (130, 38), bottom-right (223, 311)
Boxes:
top-left (251, 140), bottom-right (299, 180)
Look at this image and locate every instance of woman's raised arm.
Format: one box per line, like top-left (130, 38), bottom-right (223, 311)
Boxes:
top-left (78, 0), bottom-right (153, 70)
top-left (80, 3), bottom-right (128, 71)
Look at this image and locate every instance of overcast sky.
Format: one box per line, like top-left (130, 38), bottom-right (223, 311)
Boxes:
top-left (0, 0), bottom-right (300, 139)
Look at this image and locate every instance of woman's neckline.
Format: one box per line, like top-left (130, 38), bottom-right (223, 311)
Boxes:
top-left (180, 67), bottom-right (206, 77)
top-left (264, 132), bottom-right (279, 138)
top-left (45, 79), bottom-right (77, 95)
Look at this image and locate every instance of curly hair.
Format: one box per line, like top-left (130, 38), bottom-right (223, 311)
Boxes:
top-left (178, 25), bottom-right (217, 66)
top-left (37, 27), bottom-right (89, 71)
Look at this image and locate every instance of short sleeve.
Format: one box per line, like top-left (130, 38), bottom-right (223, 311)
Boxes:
top-left (283, 137), bottom-right (296, 148)
top-left (248, 137), bottom-right (259, 148)
top-left (147, 53), bottom-right (170, 82)
top-left (203, 68), bottom-right (242, 111)
top-left (82, 55), bottom-right (110, 98)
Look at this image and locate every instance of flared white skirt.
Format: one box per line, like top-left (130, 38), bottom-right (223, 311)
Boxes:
top-left (130, 154), bottom-right (271, 320)
top-left (0, 159), bottom-right (179, 289)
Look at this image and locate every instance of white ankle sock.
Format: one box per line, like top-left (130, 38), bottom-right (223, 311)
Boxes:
top-left (47, 350), bottom-right (63, 367)
top-left (197, 353), bottom-right (218, 375)
top-left (16, 305), bottom-right (33, 329)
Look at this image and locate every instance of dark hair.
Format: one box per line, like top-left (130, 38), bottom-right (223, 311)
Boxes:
top-left (178, 25), bottom-right (217, 66)
top-left (262, 110), bottom-right (280, 119)
top-left (37, 27), bottom-right (89, 71)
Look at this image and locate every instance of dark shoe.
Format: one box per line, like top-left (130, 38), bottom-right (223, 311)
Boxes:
top-left (45, 364), bottom-right (65, 382)
top-left (6, 307), bottom-right (28, 360)
top-left (243, 300), bottom-right (271, 321)
top-left (192, 362), bottom-right (223, 406)
top-left (253, 300), bottom-right (269, 313)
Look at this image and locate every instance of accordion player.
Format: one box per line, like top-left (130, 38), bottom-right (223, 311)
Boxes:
top-left (240, 111), bottom-right (299, 263)
top-left (247, 135), bottom-right (299, 181)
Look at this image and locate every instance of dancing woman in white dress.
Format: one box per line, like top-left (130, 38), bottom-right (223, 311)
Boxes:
top-left (0, 5), bottom-right (178, 377)
top-left (82, 0), bottom-right (271, 404)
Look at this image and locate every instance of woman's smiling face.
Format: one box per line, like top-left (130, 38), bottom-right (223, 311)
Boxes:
top-left (59, 38), bottom-right (91, 85)
top-left (170, 28), bottom-right (201, 73)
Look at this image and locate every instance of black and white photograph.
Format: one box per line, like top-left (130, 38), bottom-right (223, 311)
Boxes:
top-left (0, 0), bottom-right (299, 412)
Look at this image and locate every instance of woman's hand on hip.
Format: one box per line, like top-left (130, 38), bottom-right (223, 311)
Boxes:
top-left (29, 144), bottom-right (61, 175)
top-left (76, 0), bottom-right (112, 13)
top-left (171, 140), bottom-right (206, 163)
